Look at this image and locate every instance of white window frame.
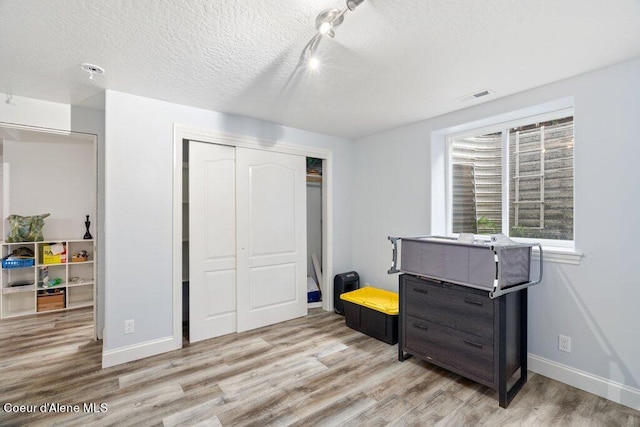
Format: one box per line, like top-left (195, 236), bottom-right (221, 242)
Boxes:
top-left (445, 107), bottom-right (576, 251)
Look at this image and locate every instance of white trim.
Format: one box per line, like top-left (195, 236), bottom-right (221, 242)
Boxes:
top-left (444, 105), bottom-right (575, 246)
top-left (172, 125), bottom-right (335, 348)
top-left (446, 107), bottom-right (574, 141)
top-left (440, 97), bottom-right (574, 137)
top-left (175, 125), bottom-right (332, 159)
top-left (322, 154), bottom-right (334, 312)
top-left (0, 122), bottom-right (76, 136)
top-left (102, 335), bottom-right (177, 368)
top-left (533, 247), bottom-right (583, 265)
top-left (444, 138), bottom-right (453, 236)
top-left (171, 125), bottom-right (184, 350)
top-left (528, 354), bottom-right (640, 410)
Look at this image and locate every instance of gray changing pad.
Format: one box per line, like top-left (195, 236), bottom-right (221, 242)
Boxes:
top-left (388, 236), bottom-right (542, 298)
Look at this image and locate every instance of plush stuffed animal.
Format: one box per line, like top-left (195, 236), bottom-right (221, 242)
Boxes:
top-left (6, 213), bottom-right (50, 242)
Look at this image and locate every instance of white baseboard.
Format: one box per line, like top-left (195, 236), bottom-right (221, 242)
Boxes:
top-left (102, 335), bottom-right (180, 368)
top-left (528, 354), bottom-right (640, 410)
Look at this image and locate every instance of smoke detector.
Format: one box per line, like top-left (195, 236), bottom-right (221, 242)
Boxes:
top-left (80, 63), bottom-right (105, 80)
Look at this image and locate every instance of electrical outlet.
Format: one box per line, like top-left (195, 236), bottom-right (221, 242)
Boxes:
top-left (559, 334), bottom-right (571, 353)
top-left (124, 319), bottom-right (134, 335)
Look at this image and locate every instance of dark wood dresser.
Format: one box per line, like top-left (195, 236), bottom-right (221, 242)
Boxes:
top-left (398, 274), bottom-right (528, 408)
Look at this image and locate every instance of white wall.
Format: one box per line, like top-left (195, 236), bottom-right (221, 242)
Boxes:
top-left (0, 93), bottom-right (105, 338)
top-left (103, 91), bottom-right (353, 360)
top-left (0, 95), bottom-right (74, 131)
top-left (4, 138), bottom-right (95, 239)
top-left (352, 58), bottom-right (640, 406)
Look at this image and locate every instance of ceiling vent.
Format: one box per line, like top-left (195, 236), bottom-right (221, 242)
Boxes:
top-left (457, 89), bottom-right (494, 102)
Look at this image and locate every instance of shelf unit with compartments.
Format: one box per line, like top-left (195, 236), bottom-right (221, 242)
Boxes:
top-left (1, 239), bottom-right (95, 318)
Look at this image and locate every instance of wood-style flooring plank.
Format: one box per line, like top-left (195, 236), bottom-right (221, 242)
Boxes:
top-left (1, 307), bottom-right (639, 426)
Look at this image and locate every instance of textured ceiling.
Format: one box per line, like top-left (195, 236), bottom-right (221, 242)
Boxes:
top-left (1, 0), bottom-right (639, 139)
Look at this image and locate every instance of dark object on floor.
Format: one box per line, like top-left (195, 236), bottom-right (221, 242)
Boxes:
top-left (333, 271), bottom-right (359, 315)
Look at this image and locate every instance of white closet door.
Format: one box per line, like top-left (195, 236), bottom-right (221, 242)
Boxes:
top-left (189, 142), bottom-right (236, 342)
top-left (236, 147), bottom-right (307, 332)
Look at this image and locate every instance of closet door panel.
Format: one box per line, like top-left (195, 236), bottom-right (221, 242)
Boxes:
top-left (248, 163), bottom-right (296, 256)
top-left (189, 142), bottom-right (236, 342)
top-left (249, 263), bottom-right (297, 309)
top-left (236, 148), bottom-right (306, 332)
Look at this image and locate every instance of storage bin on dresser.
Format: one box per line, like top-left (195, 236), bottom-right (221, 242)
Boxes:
top-left (399, 274), bottom-right (527, 408)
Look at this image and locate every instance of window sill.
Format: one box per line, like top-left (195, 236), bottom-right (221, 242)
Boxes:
top-left (532, 247), bottom-right (583, 265)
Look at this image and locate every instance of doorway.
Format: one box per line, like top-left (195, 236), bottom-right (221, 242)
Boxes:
top-left (0, 123), bottom-right (99, 339)
top-left (173, 127), bottom-right (333, 345)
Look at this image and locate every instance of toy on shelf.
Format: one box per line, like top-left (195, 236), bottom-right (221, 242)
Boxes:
top-left (71, 250), bottom-right (89, 262)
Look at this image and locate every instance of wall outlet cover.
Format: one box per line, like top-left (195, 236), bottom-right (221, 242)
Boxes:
top-left (124, 319), bottom-right (134, 335)
top-left (559, 334), bottom-right (571, 353)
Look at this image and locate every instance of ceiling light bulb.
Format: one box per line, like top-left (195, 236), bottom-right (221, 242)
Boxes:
top-left (315, 9), bottom-right (343, 33)
top-left (319, 21), bottom-right (332, 35)
top-left (308, 57), bottom-right (320, 70)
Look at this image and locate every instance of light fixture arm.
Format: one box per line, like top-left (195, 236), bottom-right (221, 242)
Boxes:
top-left (300, 33), bottom-right (323, 63)
top-left (346, 0), bottom-right (365, 11)
top-left (301, 0), bottom-right (366, 70)
top-left (333, 6), bottom-right (348, 24)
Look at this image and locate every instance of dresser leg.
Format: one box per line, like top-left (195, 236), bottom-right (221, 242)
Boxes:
top-left (398, 350), bottom-right (412, 362)
top-left (498, 294), bottom-right (508, 407)
top-left (498, 289), bottom-right (528, 408)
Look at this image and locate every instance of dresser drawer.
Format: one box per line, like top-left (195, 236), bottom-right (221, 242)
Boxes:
top-left (404, 315), bottom-right (494, 384)
top-left (404, 277), bottom-right (494, 338)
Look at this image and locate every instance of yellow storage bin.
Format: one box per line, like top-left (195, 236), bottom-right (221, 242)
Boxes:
top-left (42, 243), bottom-right (67, 265)
top-left (340, 287), bottom-right (399, 315)
top-left (340, 287), bottom-right (398, 344)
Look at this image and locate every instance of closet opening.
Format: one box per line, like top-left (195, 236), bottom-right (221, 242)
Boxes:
top-left (181, 141), bottom-right (190, 340)
top-left (306, 157), bottom-right (323, 309)
top-left (176, 132), bottom-right (332, 344)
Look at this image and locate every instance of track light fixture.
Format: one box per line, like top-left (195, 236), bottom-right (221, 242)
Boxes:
top-left (346, 0), bottom-right (365, 11)
top-left (315, 9), bottom-right (344, 38)
top-left (302, 0), bottom-right (366, 70)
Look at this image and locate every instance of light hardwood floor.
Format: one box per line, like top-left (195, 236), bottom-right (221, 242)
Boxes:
top-left (1, 307), bottom-right (639, 426)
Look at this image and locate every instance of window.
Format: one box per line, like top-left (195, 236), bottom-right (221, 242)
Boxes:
top-left (448, 110), bottom-right (574, 246)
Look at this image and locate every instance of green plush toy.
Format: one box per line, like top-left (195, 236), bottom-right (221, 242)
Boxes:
top-left (6, 213), bottom-right (50, 242)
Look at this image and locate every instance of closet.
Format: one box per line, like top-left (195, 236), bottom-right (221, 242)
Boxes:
top-left (182, 140), bottom-right (307, 343)
top-left (306, 157), bottom-right (322, 307)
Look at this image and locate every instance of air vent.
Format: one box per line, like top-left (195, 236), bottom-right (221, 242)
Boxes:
top-left (457, 89), bottom-right (494, 102)
top-left (473, 90), bottom-right (491, 98)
